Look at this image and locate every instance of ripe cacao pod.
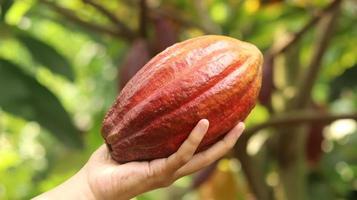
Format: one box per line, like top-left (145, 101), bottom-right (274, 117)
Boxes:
top-left (118, 39), bottom-right (150, 90)
top-left (102, 35), bottom-right (263, 163)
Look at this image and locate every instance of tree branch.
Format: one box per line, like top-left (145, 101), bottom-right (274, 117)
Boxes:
top-left (81, 0), bottom-right (135, 38)
top-left (245, 111), bottom-right (357, 138)
top-left (234, 136), bottom-right (273, 200)
top-left (149, 8), bottom-right (211, 34)
top-left (39, 0), bottom-right (134, 41)
top-left (234, 111), bottom-right (356, 199)
top-left (294, 1), bottom-right (341, 108)
top-left (271, 0), bottom-right (342, 56)
top-left (239, 1), bottom-right (343, 199)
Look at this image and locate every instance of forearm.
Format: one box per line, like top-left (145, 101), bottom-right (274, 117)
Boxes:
top-left (32, 169), bottom-right (96, 200)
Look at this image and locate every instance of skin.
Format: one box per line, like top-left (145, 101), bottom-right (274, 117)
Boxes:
top-left (33, 119), bottom-right (245, 200)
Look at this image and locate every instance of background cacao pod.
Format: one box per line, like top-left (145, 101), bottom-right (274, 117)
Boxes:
top-left (118, 39), bottom-right (151, 90)
top-left (102, 35), bottom-right (263, 163)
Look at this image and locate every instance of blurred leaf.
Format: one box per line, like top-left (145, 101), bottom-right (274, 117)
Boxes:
top-left (210, 1), bottom-right (229, 24)
top-left (4, 0), bottom-right (33, 25)
top-left (192, 161), bottom-right (218, 189)
top-left (198, 159), bottom-right (244, 200)
top-left (329, 65), bottom-right (357, 101)
top-left (0, 58), bottom-right (82, 148)
top-left (245, 104), bottom-right (270, 126)
top-left (0, 0), bottom-right (13, 21)
top-left (16, 33), bottom-right (75, 81)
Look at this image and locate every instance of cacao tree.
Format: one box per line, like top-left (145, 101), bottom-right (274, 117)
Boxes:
top-left (0, 0), bottom-right (356, 199)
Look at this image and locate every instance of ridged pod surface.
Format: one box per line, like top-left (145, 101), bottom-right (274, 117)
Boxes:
top-left (102, 35), bottom-right (263, 163)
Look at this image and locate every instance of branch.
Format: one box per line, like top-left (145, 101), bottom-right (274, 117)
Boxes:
top-left (271, 0), bottom-right (342, 56)
top-left (139, 0), bottom-right (148, 37)
top-left (149, 8), bottom-right (211, 34)
top-left (234, 136), bottom-right (273, 200)
top-left (294, 0), bottom-right (341, 108)
top-left (238, 1), bottom-right (343, 198)
top-left (82, 0), bottom-right (135, 38)
top-left (39, 0), bottom-right (134, 41)
top-left (245, 111), bottom-right (357, 138)
top-left (233, 111), bottom-right (356, 199)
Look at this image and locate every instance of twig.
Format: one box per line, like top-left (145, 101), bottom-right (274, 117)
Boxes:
top-left (234, 110), bottom-right (356, 199)
top-left (234, 136), bottom-right (273, 200)
top-left (139, 0), bottom-right (147, 37)
top-left (149, 8), bottom-right (211, 34)
top-left (294, 1), bottom-right (341, 108)
top-left (244, 111), bottom-right (356, 138)
top-left (39, 0), bottom-right (134, 41)
top-left (82, 0), bottom-right (135, 38)
top-left (274, 3), bottom-right (342, 198)
top-left (271, 0), bottom-right (342, 56)
top-left (237, 1), bottom-right (343, 199)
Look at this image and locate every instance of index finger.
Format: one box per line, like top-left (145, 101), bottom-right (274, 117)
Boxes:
top-left (164, 119), bottom-right (209, 172)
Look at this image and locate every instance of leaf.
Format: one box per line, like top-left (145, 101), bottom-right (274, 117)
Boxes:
top-left (329, 65), bottom-right (357, 101)
top-left (15, 33), bottom-right (75, 81)
top-left (0, 0), bottom-right (13, 21)
top-left (192, 161), bottom-right (218, 189)
top-left (0, 59), bottom-right (82, 148)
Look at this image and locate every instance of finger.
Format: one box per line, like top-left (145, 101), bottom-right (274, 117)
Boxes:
top-left (165, 119), bottom-right (209, 173)
top-left (174, 122), bottom-right (244, 178)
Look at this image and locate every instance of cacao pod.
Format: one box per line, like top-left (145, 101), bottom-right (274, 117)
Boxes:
top-left (118, 39), bottom-right (151, 90)
top-left (306, 102), bottom-right (326, 168)
top-left (258, 55), bottom-right (274, 108)
top-left (102, 35), bottom-right (263, 163)
top-left (152, 16), bottom-right (179, 54)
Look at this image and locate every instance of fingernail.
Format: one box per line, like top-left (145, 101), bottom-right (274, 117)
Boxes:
top-left (237, 122), bottom-right (245, 130)
top-left (200, 119), bottom-right (209, 127)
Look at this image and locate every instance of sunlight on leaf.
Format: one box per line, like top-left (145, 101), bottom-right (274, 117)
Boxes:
top-left (210, 2), bottom-right (229, 24)
top-left (0, 59), bottom-right (82, 148)
top-left (5, 0), bottom-right (34, 25)
top-left (16, 33), bottom-right (75, 81)
top-left (244, 104), bottom-right (269, 127)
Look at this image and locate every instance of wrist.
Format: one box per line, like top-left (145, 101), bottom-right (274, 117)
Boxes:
top-left (73, 167), bottom-right (97, 200)
top-left (33, 167), bottom-right (97, 200)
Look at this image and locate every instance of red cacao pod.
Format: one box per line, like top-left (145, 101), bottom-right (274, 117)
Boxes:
top-left (118, 39), bottom-right (151, 90)
top-left (152, 16), bottom-right (179, 54)
top-left (306, 102), bottom-right (326, 168)
top-left (102, 35), bottom-right (263, 163)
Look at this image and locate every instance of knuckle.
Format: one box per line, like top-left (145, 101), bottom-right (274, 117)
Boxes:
top-left (146, 163), bottom-right (156, 178)
top-left (201, 154), bottom-right (212, 164)
top-left (190, 135), bottom-right (202, 145)
top-left (223, 139), bottom-right (232, 147)
top-left (186, 138), bottom-right (198, 149)
top-left (227, 139), bottom-right (236, 148)
top-left (178, 154), bottom-right (191, 164)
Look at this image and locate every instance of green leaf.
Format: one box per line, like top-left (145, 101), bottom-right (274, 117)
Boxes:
top-left (0, 58), bottom-right (82, 148)
top-left (15, 33), bottom-right (75, 81)
top-left (0, 0), bottom-right (14, 21)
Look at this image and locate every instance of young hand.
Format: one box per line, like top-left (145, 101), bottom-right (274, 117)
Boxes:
top-left (34, 119), bottom-right (245, 200)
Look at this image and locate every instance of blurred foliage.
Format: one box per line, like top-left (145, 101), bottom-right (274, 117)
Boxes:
top-left (0, 0), bottom-right (356, 200)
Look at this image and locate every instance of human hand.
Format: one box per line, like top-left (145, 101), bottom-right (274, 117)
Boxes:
top-left (34, 119), bottom-right (244, 200)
